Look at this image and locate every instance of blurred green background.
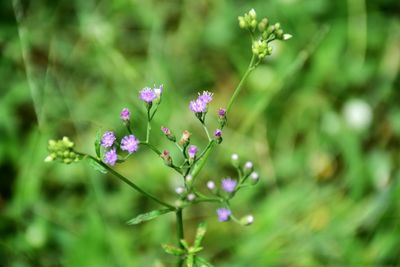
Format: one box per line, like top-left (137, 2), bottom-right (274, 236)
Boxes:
top-left (1, 0), bottom-right (400, 266)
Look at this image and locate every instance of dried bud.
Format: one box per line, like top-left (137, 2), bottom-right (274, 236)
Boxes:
top-left (179, 130), bottom-right (191, 147)
top-left (160, 150), bottom-right (173, 166)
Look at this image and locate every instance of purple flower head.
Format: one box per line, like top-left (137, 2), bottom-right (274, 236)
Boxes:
top-left (104, 148), bottom-right (118, 166)
top-left (120, 135), bottom-right (139, 154)
top-left (101, 131), bottom-right (116, 148)
top-left (139, 87), bottom-right (157, 103)
top-left (218, 108), bottom-right (226, 118)
top-left (216, 208), bottom-right (231, 222)
top-left (189, 99), bottom-right (207, 113)
top-left (198, 91), bottom-right (213, 104)
top-left (214, 129), bottom-right (222, 137)
top-left (161, 126), bottom-right (171, 135)
top-left (154, 84), bottom-right (163, 97)
top-left (120, 108), bottom-right (130, 121)
top-left (188, 145), bottom-right (198, 159)
top-left (221, 177), bottom-right (237, 193)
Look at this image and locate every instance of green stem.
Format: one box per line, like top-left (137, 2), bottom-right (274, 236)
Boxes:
top-left (146, 120), bottom-right (151, 142)
top-left (201, 123), bottom-right (212, 141)
top-left (88, 155), bottom-right (175, 209)
top-left (176, 209), bottom-right (184, 267)
top-left (226, 54), bottom-right (256, 114)
top-left (140, 141), bottom-right (161, 155)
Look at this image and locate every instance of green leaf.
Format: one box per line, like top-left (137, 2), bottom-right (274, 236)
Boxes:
top-left (195, 256), bottom-right (214, 267)
top-left (126, 208), bottom-right (174, 225)
top-left (94, 130), bottom-right (101, 158)
top-left (87, 157), bottom-right (107, 174)
top-left (161, 244), bottom-right (185, 256)
top-left (194, 223), bottom-right (207, 248)
top-left (180, 239), bottom-right (190, 250)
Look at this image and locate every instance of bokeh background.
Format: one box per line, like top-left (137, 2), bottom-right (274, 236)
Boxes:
top-left (1, 0), bottom-right (400, 266)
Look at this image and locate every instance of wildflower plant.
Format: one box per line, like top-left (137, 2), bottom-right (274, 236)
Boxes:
top-left (46, 9), bottom-right (291, 266)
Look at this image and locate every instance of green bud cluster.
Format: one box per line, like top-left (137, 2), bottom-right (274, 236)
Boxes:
top-left (45, 137), bottom-right (81, 164)
top-left (238, 9), bottom-right (292, 60)
top-left (238, 8), bottom-right (257, 31)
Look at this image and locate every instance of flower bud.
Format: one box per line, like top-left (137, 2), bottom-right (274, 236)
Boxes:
top-left (250, 172), bottom-right (259, 184)
top-left (120, 108), bottom-right (130, 122)
top-left (244, 161), bottom-right (254, 175)
top-left (185, 175), bottom-right (193, 187)
top-left (231, 154), bottom-right (240, 168)
top-left (179, 130), bottom-right (191, 147)
top-left (175, 186), bottom-right (185, 195)
top-left (249, 9), bottom-right (256, 20)
top-left (187, 193), bottom-right (196, 201)
top-left (258, 18), bottom-right (269, 32)
top-left (283, 34), bottom-right (293, 40)
top-left (240, 215), bottom-right (254, 226)
top-left (160, 150), bottom-right (173, 166)
top-left (161, 126), bottom-right (176, 142)
top-left (207, 181), bottom-right (216, 190)
top-left (214, 129), bottom-right (223, 144)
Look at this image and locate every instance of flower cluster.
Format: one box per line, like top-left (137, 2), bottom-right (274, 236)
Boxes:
top-left (45, 137), bottom-right (81, 164)
top-left (204, 153), bottom-right (259, 224)
top-left (239, 9), bottom-right (292, 60)
top-left (189, 91), bottom-right (213, 120)
top-left (100, 130), bottom-right (139, 166)
top-left (46, 9), bottom-right (286, 265)
top-left (139, 85), bottom-right (163, 108)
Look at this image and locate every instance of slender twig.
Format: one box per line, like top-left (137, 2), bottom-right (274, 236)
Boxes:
top-left (176, 209), bottom-right (184, 267)
top-left (201, 123), bottom-right (212, 141)
top-left (87, 155), bottom-right (175, 209)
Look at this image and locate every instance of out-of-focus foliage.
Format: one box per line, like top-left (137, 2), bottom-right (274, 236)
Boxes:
top-left (1, 0), bottom-right (400, 266)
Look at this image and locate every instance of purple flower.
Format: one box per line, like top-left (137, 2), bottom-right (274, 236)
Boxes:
top-left (120, 108), bottom-right (130, 121)
top-left (188, 145), bottom-right (198, 158)
top-left (189, 99), bottom-right (207, 113)
top-left (216, 208), bottom-right (231, 222)
top-left (198, 91), bottom-right (213, 104)
top-left (221, 177), bottom-right (237, 193)
top-left (214, 129), bottom-right (222, 137)
top-left (218, 108), bottom-right (226, 118)
top-left (104, 148), bottom-right (118, 165)
top-left (161, 126), bottom-right (171, 135)
top-left (101, 131), bottom-right (116, 148)
top-left (120, 135), bottom-right (139, 154)
top-left (139, 87), bottom-right (157, 103)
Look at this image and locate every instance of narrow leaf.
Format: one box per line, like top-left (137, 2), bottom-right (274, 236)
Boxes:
top-left (94, 130), bottom-right (101, 158)
top-left (161, 244), bottom-right (185, 256)
top-left (194, 223), bottom-right (207, 248)
top-left (87, 157), bottom-right (107, 174)
top-left (195, 256), bottom-right (214, 267)
top-left (180, 239), bottom-right (190, 250)
top-left (127, 208), bottom-right (174, 225)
